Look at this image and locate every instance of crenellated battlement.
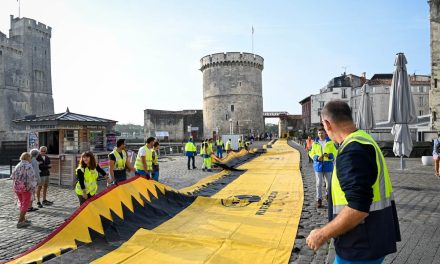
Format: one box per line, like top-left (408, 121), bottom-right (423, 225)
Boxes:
top-left (0, 33), bottom-right (23, 55)
top-left (200, 52), bottom-right (264, 71)
top-left (10, 15), bottom-right (52, 36)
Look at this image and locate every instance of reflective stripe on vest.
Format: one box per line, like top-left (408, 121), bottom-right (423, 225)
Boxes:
top-left (135, 146), bottom-right (153, 171)
top-left (110, 149), bottom-right (127, 169)
top-left (75, 167), bottom-right (98, 196)
top-left (332, 130), bottom-right (394, 215)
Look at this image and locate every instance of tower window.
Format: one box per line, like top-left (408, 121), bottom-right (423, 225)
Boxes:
top-left (435, 78), bottom-right (438, 88)
top-left (231, 105), bottom-right (234, 112)
top-left (226, 114), bottom-right (228, 120)
top-left (239, 82), bottom-right (242, 86)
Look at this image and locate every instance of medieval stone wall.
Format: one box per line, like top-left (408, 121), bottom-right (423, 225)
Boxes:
top-left (429, 0), bottom-right (440, 129)
top-left (0, 15), bottom-right (54, 142)
top-left (200, 52), bottom-right (264, 138)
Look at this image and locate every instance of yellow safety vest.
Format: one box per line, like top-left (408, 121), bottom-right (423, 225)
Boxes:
top-left (152, 149), bottom-right (158, 165)
top-left (308, 139), bottom-right (337, 162)
top-left (225, 141), bottom-right (231, 150)
top-left (216, 139), bottom-right (223, 146)
top-left (135, 146), bottom-right (153, 171)
top-left (75, 167), bottom-right (98, 196)
top-left (332, 130), bottom-right (394, 215)
top-left (185, 142), bottom-right (197, 152)
top-left (109, 148), bottom-right (127, 170)
top-left (208, 143), bottom-right (213, 153)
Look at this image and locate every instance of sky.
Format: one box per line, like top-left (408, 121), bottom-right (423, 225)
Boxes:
top-left (0, 0), bottom-right (431, 125)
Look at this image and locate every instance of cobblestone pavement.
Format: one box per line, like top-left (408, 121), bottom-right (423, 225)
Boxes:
top-left (289, 141), bottom-right (440, 264)
top-left (0, 141), bottom-right (268, 262)
top-left (288, 141), bottom-right (333, 264)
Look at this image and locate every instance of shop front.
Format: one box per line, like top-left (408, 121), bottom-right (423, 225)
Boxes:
top-left (14, 110), bottom-right (117, 186)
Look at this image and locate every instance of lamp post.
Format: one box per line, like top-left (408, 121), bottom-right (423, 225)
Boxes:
top-left (188, 124), bottom-right (192, 139)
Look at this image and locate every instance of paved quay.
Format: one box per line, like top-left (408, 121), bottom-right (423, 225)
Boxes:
top-left (1, 140), bottom-right (439, 263)
top-left (288, 141), bottom-right (440, 264)
top-left (0, 141), bottom-right (268, 262)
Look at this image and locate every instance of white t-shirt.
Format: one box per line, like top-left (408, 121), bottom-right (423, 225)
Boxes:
top-left (137, 146), bottom-right (147, 158)
top-left (318, 140), bottom-right (326, 152)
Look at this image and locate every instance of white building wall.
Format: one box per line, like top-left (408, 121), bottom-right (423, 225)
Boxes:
top-left (351, 84), bottom-right (430, 123)
top-left (310, 86), bottom-right (352, 126)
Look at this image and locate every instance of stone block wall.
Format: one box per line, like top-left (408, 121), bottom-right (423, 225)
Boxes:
top-left (201, 52), bottom-right (264, 138)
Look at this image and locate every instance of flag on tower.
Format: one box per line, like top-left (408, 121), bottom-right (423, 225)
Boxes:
top-left (252, 26), bottom-right (254, 34)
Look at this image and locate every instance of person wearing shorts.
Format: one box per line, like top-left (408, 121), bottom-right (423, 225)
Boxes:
top-left (36, 146), bottom-right (53, 207)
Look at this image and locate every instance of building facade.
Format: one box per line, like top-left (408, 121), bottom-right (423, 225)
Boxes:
top-left (144, 109), bottom-right (203, 142)
top-left (299, 96), bottom-right (311, 131)
top-left (0, 15), bottom-right (54, 142)
top-left (351, 74), bottom-right (430, 123)
top-left (429, 0), bottom-right (440, 130)
top-left (200, 52), bottom-right (264, 138)
top-left (310, 73), bottom-right (362, 127)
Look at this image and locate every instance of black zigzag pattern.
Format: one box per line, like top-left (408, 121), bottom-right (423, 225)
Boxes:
top-left (40, 185), bottom-right (195, 264)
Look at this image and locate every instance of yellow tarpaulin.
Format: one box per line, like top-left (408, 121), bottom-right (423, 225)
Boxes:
top-left (93, 140), bottom-right (303, 264)
top-left (8, 139), bottom-right (303, 264)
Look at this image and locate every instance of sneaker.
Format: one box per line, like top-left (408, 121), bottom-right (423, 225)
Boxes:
top-left (316, 199), bottom-right (322, 208)
top-left (193, 167), bottom-right (197, 169)
top-left (42, 200), bottom-right (53, 206)
top-left (17, 221), bottom-right (31, 228)
top-left (207, 169), bottom-right (212, 172)
top-left (202, 168), bottom-right (206, 172)
top-left (27, 207), bottom-right (38, 212)
top-left (37, 202), bottom-right (43, 208)
top-left (24, 219), bottom-right (31, 224)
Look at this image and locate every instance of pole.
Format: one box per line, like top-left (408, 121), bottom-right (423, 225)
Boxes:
top-left (400, 156), bottom-right (404, 170)
top-left (18, 0), bottom-right (21, 18)
top-left (252, 26), bottom-right (254, 54)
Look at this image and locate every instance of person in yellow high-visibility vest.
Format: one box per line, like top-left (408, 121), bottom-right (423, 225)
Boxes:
top-left (225, 138), bottom-right (232, 154)
top-left (201, 142), bottom-right (212, 172)
top-left (135, 137), bottom-right (155, 179)
top-left (306, 100), bottom-right (400, 263)
top-left (215, 137), bottom-right (224, 158)
top-left (185, 138), bottom-right (197, 170)
top-left (308, 128), bottom-right (337, 208)
top-left (75, 151), bottom-right (109, 205)
top-left (108, 139), bottom-right (135, 184)
top-left (152, 141), bottom-right (160, 181)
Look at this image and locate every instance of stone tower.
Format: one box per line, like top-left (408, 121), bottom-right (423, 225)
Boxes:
top-left (200, 52), bottom-right (264, 138)
top-left (0, 15), bottom-right (54, 141)
top-left (429, 0), bottom-right (440, 129)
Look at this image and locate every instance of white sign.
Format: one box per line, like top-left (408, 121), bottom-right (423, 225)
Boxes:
top-left (155, 131), bottom-right (169, 137)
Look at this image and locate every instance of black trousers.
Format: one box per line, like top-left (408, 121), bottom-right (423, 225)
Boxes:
top-left (77, 193), bottom-right (93, 205)
top-left (187, 156), bottom-right (195, 169)
top-left (113, 170), bottom-right (127, 184)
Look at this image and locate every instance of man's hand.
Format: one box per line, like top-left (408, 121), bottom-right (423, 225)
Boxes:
top-left (317, 156), bottom-right (323, 161)
top-left (82, 192), bottom-right (88, 200)
top-left (306, 228), bottom-right (328, 251)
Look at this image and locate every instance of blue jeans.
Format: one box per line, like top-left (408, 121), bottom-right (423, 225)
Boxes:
top-left (135, 170), bottom-right (151, 179)
top-left (334, 255), bottom-right (384, 264)
top-left (216, 148), bottom-right (223, 158)
top-left (152, 171), bottom-right (159, 181)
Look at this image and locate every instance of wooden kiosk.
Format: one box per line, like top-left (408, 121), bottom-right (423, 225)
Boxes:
top-left (13, 109), bottom-right (117, 187)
